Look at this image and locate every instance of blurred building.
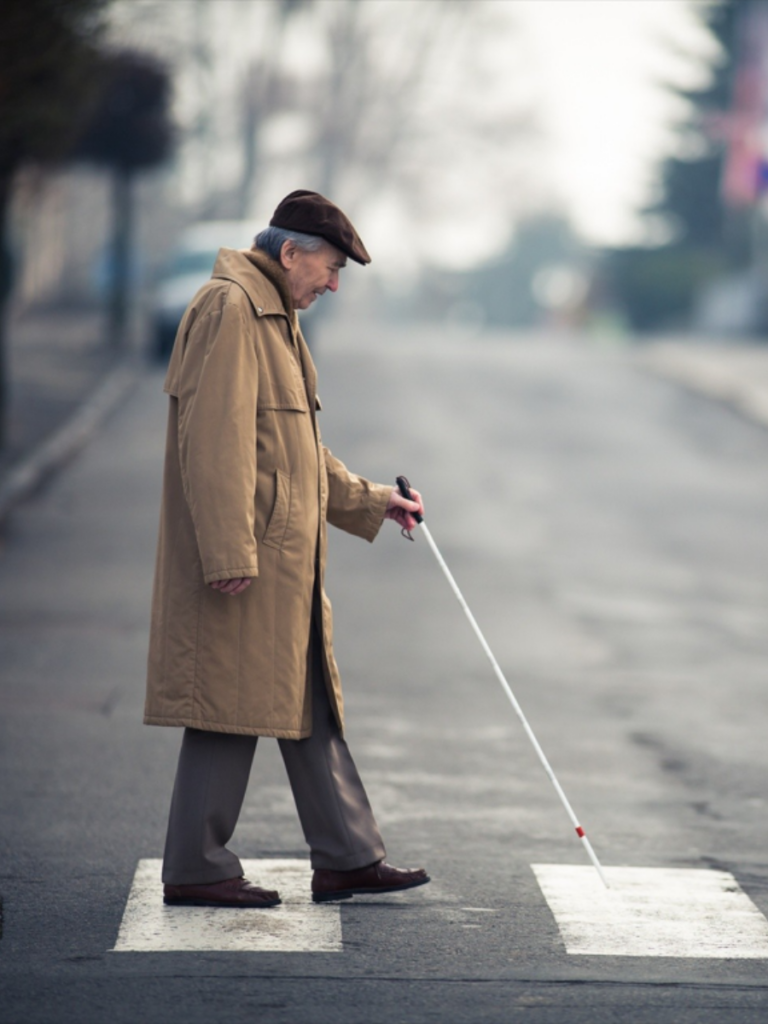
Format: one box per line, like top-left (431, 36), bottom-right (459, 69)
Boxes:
top-left (9, 167), bottom-right (184, 314)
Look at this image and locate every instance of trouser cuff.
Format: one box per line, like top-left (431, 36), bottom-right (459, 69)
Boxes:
top-left (162, 856), bottom-right (244, 886)
top-left (310, 843), bottom-right (386, 872)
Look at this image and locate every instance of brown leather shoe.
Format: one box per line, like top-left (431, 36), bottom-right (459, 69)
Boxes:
top-left (312, 860), bottom-right (430, 903)
top-left (163, 876), bottom-right (281, 908)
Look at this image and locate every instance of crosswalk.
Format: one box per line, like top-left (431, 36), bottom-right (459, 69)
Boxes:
top-left (533, 865), bottom-right (768, 958)
top-left (112, 860), bottom-right (768, 958)
top-left (112, 859), bottom-right (341, 953)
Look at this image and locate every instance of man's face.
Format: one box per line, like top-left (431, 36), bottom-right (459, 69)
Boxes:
top-left (280, 240), bottom-right (347, 310)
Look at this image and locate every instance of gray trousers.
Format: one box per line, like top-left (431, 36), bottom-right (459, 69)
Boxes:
top-left (162, 621), bottom-right (386, 885)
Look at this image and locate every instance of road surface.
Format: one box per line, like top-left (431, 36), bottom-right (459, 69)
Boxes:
top-left (2, 323), bottom-right (768, 1022)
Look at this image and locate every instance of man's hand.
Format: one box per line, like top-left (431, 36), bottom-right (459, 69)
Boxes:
top-left (384, 487), bottom-right (424, 533)
top-left (209, 577), bottom-right (252, 596)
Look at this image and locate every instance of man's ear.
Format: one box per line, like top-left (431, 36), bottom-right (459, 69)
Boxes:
top-left (280, 239), bottom-right (297, 270)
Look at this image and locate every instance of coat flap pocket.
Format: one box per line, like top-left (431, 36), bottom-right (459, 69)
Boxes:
top-left (259, 383), bottom-right (309, 412)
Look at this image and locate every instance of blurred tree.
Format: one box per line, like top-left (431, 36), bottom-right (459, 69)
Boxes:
top-left (236, 0), bottom-right (308, 218)
top-left (74, 49), bottom-right (175, 348)
top-left (603, 0), bottom-right (747, 333)
top-left (210, 0), bottom-right (537, 265)
top-left (0, 0), bottom-right (108, 449)
top-left (654, 2), bottom-right (745, 254)
top-left (102, 0), bottom-right (538, 263)
top-left (605, 245), bottom-right (728, 333)
top-left (295, 0), bottom-right (536, 232)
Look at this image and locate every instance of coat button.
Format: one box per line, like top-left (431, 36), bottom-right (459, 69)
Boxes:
top-left (257, 306), bottom-right (263, 315)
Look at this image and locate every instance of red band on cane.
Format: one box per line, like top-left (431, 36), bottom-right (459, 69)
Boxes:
top-left (575, 826), bottom-right (585, 838)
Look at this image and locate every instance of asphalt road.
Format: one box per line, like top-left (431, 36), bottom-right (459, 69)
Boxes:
top-left (2, 323), bottom-right (768, 1023)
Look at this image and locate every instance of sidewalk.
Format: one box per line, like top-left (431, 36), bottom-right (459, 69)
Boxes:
top-left (0, 304), bottom-right (140, 525)
top-left (634, 336), bottom-right (768, 429)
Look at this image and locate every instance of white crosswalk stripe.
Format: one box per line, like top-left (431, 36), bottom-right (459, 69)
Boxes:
top-left (112, 859), bottom-right (342, 953)
top-left (113, 860), bottom-right (768, 958)
top-left (533, 864), bottom-right (768, 958)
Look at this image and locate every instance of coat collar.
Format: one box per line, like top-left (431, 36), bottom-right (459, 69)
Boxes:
top-left (210, 246), bottom-right (319, 413)
top-left (211, 247), bottom-right (297, 328)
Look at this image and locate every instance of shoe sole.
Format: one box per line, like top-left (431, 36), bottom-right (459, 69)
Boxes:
top-left (163, 897), bottom-right (282, 908)
top-left (312, 874), bottom-right (430, 903)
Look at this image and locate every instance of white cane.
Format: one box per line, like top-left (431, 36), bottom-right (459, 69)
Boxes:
top-left (396, 476), bottom-right (609, 889)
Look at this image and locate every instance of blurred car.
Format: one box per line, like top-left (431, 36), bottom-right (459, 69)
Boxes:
top-left (149, 220), bottom-right (256, 362)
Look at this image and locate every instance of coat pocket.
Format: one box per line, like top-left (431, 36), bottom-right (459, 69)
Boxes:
top-left (258, 383), bottom-right (309, 413)
top-left (263, 468), bottom-right (292, 550)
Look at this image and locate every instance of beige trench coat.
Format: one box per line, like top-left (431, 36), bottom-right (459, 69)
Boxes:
top-left (144, 248), bottom-right (391, 738)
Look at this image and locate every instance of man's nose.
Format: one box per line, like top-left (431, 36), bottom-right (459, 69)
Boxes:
top-left (327, 272), bottom-right (339, 293)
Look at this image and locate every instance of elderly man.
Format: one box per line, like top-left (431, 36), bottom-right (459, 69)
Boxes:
top-left (145, 190), bottom-right (429, 908)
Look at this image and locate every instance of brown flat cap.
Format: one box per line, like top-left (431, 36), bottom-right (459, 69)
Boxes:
top-left (270, 190), bottom-right (371, 265)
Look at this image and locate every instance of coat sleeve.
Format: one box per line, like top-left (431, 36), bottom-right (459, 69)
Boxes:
top-left (172, 300), bottom-right (260, 583)
top-left (323, 446), bottom-right (391, 543)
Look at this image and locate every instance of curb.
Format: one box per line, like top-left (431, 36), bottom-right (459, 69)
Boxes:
top-left (0, 360), bottom-right (142, 527)
top-left (634, 342), bottom-right (768, 431)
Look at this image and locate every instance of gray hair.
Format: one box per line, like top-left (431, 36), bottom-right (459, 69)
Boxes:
top-left (254, 225), bottom-right (325, 261)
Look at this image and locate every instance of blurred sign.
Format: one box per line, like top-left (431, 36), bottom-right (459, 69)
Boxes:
top-left (720, 1), bottom-right (768, 208)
